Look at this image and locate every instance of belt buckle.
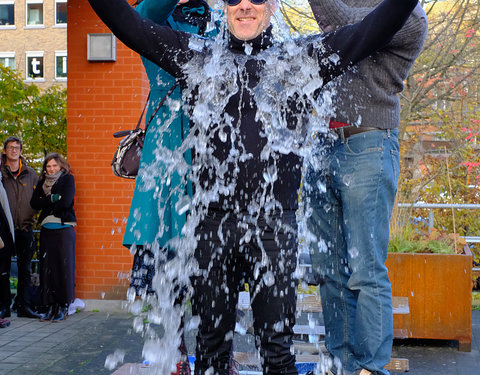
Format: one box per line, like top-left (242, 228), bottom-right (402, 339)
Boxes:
top-left (335, 126), bottom-right (349, 141)
top-left (329, 120), bottom-right (351, 141)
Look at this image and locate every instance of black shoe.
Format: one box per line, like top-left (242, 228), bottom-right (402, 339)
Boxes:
top-left (0, 308), bottom-right (11, 319)
top-left (52, 305), bottom-right (67, 322)
top-left (17, 306), bottom-right (42, 319)
top-left (40, 305), bottom-right (56, 322)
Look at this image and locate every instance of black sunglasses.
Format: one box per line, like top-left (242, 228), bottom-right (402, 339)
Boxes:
top-left (225, 0), bottom-right (268, 6)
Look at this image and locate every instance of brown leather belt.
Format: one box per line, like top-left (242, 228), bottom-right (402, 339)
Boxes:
top-left (329, 120), bottom-right (380, 139)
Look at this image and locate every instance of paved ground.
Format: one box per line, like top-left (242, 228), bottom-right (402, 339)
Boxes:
top-left (0, 306), bottom-right (479, 375)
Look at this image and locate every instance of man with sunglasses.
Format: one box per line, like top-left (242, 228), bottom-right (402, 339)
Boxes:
top-left (88, 0), bottom-right (419, 373)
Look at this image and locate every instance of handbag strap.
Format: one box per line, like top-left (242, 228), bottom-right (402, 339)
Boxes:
top-left (113, 82), bottom-right (179, 139)
top-left (134, 92), bottom-right (151, 131)
top-left (145, 81), bottom-right (180, 132)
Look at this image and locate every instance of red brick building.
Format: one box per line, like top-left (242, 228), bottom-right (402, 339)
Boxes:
top-left (67, 0), bottom-right (148, 300)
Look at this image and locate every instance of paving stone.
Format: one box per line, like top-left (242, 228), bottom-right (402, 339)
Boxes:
top-left (0, 309), bottom-right (478, 374)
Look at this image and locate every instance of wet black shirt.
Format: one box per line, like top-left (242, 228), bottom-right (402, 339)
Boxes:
top-left (88, 0), bottom-right (418, 211)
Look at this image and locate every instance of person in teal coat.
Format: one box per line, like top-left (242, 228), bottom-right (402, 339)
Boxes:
top-left (124, 1), bottom-right (217, 373)
top-left (125, 0), bottom-right (217, 295)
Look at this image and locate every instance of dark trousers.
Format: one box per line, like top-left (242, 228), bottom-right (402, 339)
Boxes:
top-left (0, 246), bottom-right (12, 310)
top-left (191, 209), bottom-right (298, 375)
top-left (14, 228), bottom-right (35, 308)
top-left (130, 245), bottom-right (156, 296)
top-left (39, 226), bottom-right (76, 306)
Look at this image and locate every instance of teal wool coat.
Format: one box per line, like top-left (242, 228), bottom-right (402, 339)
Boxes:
top-left (123, 0), bottom-right (217, 249)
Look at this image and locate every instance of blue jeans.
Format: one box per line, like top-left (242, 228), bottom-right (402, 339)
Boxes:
top-left (304, 129), bottom-right (400, 375)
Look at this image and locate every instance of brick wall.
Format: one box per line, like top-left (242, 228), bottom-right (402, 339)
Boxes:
top-left (67, 0), bottom-right (148, 299)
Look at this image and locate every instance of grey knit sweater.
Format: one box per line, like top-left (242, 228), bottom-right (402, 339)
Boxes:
top-left (309, 0), bottom-right (428, 129)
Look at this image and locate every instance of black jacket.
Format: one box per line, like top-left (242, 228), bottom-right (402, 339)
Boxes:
top-left (89, 0), bottom-right (418, 212)
top-left (30, 173), bottom-right (77, 226)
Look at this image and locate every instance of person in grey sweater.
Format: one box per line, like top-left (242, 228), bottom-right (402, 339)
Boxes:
top-left (304, 1), bottom-right (427, 374)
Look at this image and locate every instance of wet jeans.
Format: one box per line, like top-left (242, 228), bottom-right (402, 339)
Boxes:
top-left (304, 129), bottom-right (399, 375)
top-left (191, 209), bottom-right (298, 375)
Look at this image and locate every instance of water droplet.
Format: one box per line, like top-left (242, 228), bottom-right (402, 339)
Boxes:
top-left (104, 349), bottom-right (125, 370)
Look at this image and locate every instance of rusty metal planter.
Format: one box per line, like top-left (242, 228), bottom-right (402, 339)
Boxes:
top-left (386, 246), bottom-right (473, 351)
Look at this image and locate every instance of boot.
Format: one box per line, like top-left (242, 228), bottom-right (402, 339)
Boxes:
top-left (17, 305), bottom-right (42, 319)
top-left (0, 307), bottom-right (10, 319)
top-left (40, 304), bottom-right (56, 322)
top-left (52, 305), bottom-right (67, 322)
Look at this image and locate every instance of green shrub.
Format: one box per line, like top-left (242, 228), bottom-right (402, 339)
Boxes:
top-left (389, 226), bottom-right (466, 254)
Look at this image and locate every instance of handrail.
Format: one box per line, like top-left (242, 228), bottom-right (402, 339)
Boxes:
top-left (398, 203), bottom-right (480, 209)
top-left (397, 203), bottom-right (480, 235)
top-left (463, 236), bottom-right (480, 243)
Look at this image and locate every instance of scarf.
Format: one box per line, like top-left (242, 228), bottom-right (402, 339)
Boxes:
top-left (172, 0), bottom-right (211, 34)
top-left (43, 171), bottom-right (62, 196)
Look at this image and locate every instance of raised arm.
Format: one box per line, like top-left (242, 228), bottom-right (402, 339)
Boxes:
top-left (309, 0), bottom-right (427, 50)
top-left (313, 0), bottom-right (419, 84)
top-left (88, 0), bottom-right (197, 78)
top-left (308, 0), bottom-right (367, 31)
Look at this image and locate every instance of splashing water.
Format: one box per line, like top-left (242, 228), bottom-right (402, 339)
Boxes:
top-left (105, 349), bottom-right (126, 370)
top-left (121, 3), bottom-right (340, 373)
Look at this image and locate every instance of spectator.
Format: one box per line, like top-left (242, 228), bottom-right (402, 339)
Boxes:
top-left (1, 136), bottom-right (40, 319)
top-left (30, 153), bottom-right (76, 322)
top-left (0, 158), bottom-right (15, 328)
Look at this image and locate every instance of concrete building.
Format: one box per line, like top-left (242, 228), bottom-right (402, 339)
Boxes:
top-left (0, 0), bottom-right (67, 89)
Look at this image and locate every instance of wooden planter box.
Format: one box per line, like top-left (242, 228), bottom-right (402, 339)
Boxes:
top-left (386, 246), bottom-right (473, 351)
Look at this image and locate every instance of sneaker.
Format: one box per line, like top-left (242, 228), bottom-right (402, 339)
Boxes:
top-left (172, 361), bottom-right (191, 375)
top-left (0, 318), bottom-right (10, 328)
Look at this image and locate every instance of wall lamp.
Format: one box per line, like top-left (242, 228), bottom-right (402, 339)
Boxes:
top-left (87, 33), bottom-right (116, 62)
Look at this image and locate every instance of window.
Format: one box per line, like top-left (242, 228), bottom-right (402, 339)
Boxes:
top-left (26, 51), bottom-right (44, 81)
top-left (26, 0), bottom-right (43, 27)
top-left (0, 1), bottom-right (14, 27)
top-left (55, 0), bottom-right (67, 26)
top-left (0, 52), bottom-right (15, 69)
top-left (55, 51), bottom-right (67, 80)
